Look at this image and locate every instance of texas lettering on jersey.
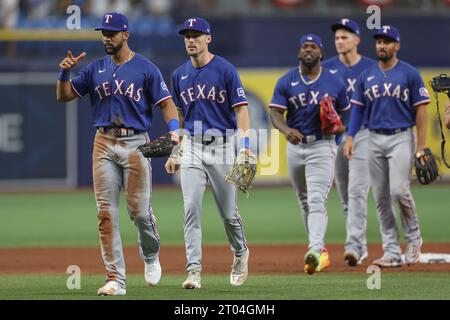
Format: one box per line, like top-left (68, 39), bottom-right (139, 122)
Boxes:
top-left (289, 90), bottom-right (325, 108)
top-left (70, 53), bottom-right (171, 131)
top-left (269, 67), bottom-right (350, 136)
top-left (171, 55), bottom-right (248, 135)
top-left (94, 79), bottom-right (144, 102)
top-left (351, 60), bottom-right (430, 130)
top-left (362, 82), bottom-right (410, 102)
top-left (179, 84), bottom-right (227, 105)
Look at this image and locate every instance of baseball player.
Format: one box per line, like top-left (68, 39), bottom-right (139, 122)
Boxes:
top-left (164, 18), bottom-right (251, 289)
top-left (343, 26), bottom-right (430, 267)
top-left (322, 19), bottom-right (377, 266)
top-left (56, 12), bottom-right (180, 295)
top-left (269, 34), bottom-right (350, 275)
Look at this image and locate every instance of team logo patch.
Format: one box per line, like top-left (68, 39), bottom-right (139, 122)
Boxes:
top-left (419, 87), bottom-right (429, 97)
top-left (237, 87), bottom-right (246, 98)
top-left (161, 81), bottom-right (168, 91)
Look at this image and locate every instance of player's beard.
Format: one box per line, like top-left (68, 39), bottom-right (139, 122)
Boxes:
top-left (104, 42), bottom-right (123, 55)
top-left (299, 55), bottom-right (320, 69)
top-left (377, 50), bottom-right (393, 62)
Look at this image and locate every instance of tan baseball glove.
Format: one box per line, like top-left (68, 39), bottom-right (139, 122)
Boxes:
top-left (225, 150), bottom-right (257, 194)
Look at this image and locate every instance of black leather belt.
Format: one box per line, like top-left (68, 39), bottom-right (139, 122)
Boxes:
top-left (190, 135), bottom-right (229, 146)
top-left (97, 127), bottom-right (144, 137)
top-left (300, 133), bottom-right (333, 144)
top-left (370, 128), bottom-right (408, 135)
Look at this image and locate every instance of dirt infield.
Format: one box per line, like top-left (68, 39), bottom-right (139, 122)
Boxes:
top-left (1, 243), bottom-right (449, 275)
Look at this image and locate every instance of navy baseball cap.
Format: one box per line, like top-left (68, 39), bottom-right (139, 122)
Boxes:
top-left (95, 12), bottom-right (129, 32)
top-left (373, 25), bottom-right (400, 42)
top-left (331, 18), bottom-right (360, 36)
top-left (178, 17), bottom-right (211, 35)
top-left (298, 33), bottom-right (323, 49)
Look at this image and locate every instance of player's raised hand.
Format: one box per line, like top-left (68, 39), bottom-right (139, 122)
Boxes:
top-left (284, 128), bottom-right (304, 145)
top-left (343, 136), bottom-right (355, 160)
top-left (59, 51), bottom-right (86, 70)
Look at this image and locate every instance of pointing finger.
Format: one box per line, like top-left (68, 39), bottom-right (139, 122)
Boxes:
top-left (75, 52), bottom-right (87, 61)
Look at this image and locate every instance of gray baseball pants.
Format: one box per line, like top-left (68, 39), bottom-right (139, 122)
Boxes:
top-left (180, 136), bottom-right (248, 272)
top-left (93, 130), bottom-right (160, 287)
top-left (287, 139), bottom-right (336, 253)
top-left (335, 129), bottom-right (370, 258)
top-left (369, 128), bottom-right (422, 260)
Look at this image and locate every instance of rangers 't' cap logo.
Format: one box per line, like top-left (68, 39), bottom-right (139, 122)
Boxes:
top-left (178, 17), bottom-right (211, 35)
top-left (95, 12), bottom-right (129, 32)
top-left (298, 33), bottom-right (323, 49)
top-left (331, 18), bottom-right (360, 36)
top-left (373, 25), bottom-right (400, 43)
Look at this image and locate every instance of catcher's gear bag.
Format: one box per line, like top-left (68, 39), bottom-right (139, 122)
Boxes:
top-left (429, 74), bottom-right (450, 97)
top-left (429, 74), bottom-right (450, 168)
top-left (225, 150), bottom-right (257, 194)
top-left (319, 96), bottom-right (345, 135)
top-left (137, 132), bottom-right (179, 158)
top-left (415, 148), bottom-right (439, 185)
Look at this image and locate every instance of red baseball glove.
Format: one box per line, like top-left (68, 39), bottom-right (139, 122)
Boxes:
top-left (319, 96), bottom-right (345, 135)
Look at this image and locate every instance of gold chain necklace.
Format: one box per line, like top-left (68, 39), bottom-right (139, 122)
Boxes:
top-left (113, 51), bottom-right (134, 77)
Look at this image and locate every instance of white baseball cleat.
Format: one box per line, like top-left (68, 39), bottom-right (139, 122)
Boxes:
top-left (359, 251), bottom-right (368, 264)
top-left (182, 270), bottom-right (201, 289)
top-left (97, 280), bottom-right (126, 296)
top-left (405, 238), bottom-right (423, 265)
top-left (144, 259), bottom-right (162, 286)
top-left (373, 255), bottom-right (402, 268)
top-left (230, 249), bottom-right (249, 286)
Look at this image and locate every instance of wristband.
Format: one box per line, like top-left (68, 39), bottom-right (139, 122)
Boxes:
top-left (167, 119), bottom-right (179, 131)
top-left (58, 69), bottom-right (70, 82)
top-left (241, 137), bottom-right (250, 149)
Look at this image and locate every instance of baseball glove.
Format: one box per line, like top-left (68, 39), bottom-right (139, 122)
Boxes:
top-left (225, 150), bottom-right (257, 194)
top-left (415, 148), bottom-right (439, 185)
top-left (319, 96), bottom-right (346, 135)
top-left (137, 132), bottom-right (179, 158)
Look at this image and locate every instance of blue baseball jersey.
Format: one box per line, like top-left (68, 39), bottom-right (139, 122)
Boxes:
top-left (171, 55), bottom-right (247, 136)
top-left (70, 53), bottom-right (171, 131)
top-left (269, 67), bottom-right (350, 136)
top-left (322, 55), bottom-right (377, 126)
top-left (351, 60), bottom-right (430, 130)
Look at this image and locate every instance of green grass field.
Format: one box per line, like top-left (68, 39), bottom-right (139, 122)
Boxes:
top-left (1, 186), bottom-right (450, 247)
top-left (1, 186), bottom-right (449, 300)
top-left (1, 273), bottom-right (449, 300)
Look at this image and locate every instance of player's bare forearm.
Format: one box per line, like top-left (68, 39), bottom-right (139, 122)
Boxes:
top-left (415, 103), bottom-right (427, 152)
top-left (270, 108), bottom-right (303, 144)
top-left (56, 80), bottom-right (77, 102)
top-left (235, 105), bottom-right (250, 137)
top-left (269, 108), bottom-right (290, 134)
top-left (159, 98), bottom-right (179, 128)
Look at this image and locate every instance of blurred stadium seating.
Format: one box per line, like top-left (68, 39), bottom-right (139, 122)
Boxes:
top-left (0, 1), bottom-right (449, 189)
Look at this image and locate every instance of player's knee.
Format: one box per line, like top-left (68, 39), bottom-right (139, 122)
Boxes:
top-left (390, 186), bottom-right (409, 202)
top-left (98, 210), bottom-right (113, 231)
top-left (308, 193), bottom-right (326, 208)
